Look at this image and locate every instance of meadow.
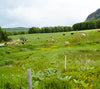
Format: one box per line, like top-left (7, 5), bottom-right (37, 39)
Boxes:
top-left (0, 29), bottom-right (100, 89)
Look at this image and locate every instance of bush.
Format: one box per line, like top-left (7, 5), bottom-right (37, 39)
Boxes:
top-left (19, 36), bottom-right (26, 41)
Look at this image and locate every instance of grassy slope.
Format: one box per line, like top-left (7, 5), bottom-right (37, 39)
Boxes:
top-left (0, 29), bottom-right (100, 89)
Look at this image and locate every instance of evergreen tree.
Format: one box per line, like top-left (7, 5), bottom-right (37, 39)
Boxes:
top-left (0, 27), bottom-right (8, 42)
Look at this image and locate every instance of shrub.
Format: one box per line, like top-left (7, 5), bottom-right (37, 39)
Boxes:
top-left (19, 36), bottom-right (26, 41)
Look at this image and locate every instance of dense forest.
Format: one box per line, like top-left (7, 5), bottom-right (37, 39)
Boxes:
top-left (72, 20), bottom-right (100, 31)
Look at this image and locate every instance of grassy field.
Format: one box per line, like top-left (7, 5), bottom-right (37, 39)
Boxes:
top-left (0, 29), bottom-right (100, 89)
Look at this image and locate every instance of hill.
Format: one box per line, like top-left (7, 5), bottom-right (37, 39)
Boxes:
top-left (2, 27), bottom-right (29, 31)
top-left (86, 8), bottom-right (100, 21)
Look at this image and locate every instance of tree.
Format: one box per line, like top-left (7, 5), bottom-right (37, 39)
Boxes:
top-left (96, 20), bottom-right (100, 28)
top-left (28, 27), bottom-right (40, 34)
top-left (0, 27), bottom-right (8, 42)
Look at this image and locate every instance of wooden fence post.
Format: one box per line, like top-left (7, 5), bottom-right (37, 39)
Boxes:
top-left (65, 56), bottom-right (66, 70)
top-left (87, 34), bottom-right (89, 42)
top-left (27, 69), bottom-right (32, 89)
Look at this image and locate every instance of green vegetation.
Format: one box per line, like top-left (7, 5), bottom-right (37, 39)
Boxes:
top-left (72, 20), bottom-right (100, 30)
top-left (0, 27), bottom-right (8, 42)
top-left (6, 31), bottom-right (28, 36)
top-left (0, 29), bottom-right (100, 89)
top-left (28, 26), bottom-right (72, 34)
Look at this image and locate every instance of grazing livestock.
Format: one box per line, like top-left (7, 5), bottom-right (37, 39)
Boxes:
top-left (23, 39), bottom-right (28, 41)
top-left (4, 43), bottom-right (9, 46)
top-left (22, 42), bottom-right (24, 44)
top-left (37, 37), bottom-right (40, 40)
top-left (63, 34), bottom-right (65, 36)
top-left (71, 33), bottom-right (74, 35)
top-left (50, 36), bottom-right (53, 39)
top-left (65, 41), bottom-right (70, 45)
top-left (46, 39), bottom-right (49, 42)
top-left (10, 42), bottom-right (19, 45)
top-left (14, 42), bottom-right (19, 45)
top-left (51, 39), bottom-right (55, 43)
top-left (98, 30), bottom-right (100, 32)
top-left (10, 43), bottom-right (15, 45)
top-left (82, 33), bottom-right (86, 37)
top-left (4, 42), bottom-right (19, 46)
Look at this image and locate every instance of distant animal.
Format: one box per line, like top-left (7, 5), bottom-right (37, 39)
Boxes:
top-left (15, 42), bottom-right (19, 45)
top-left (22, 42), bottom-right (24, 44)
top-left (23, 39), bottom-right (27, 41)
top-left (51, 39), bottom-right (55, 43)
top-left (10, 42), bottom-right (19, 45)
top-left (65, 41), bottom-right (70, 45)
top-left (37, 37), bottom-right (40, 40)
top-left (63, 34), bottom-right (65, 36)
top-left (50, 36), bottom-right (53, 39)
top-left (82, 33), bottom-right (86, 37)
top-left (4, 43), bottom-right (9, 46)
top-left (46, 39), bottom-right (49, 42)
top-left (71, 33), bottom-right (74, 35)
top-left (98, 30), bottom-right (100, 32)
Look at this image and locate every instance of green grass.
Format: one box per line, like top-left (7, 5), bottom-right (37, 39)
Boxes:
top-left (0, 29), bottom-right (100, 89)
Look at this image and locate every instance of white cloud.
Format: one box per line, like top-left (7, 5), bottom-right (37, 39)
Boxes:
top-left (0, 0), bottom-right (100, 28)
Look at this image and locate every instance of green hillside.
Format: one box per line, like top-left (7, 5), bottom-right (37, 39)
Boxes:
top-left (2, 27), bottom-right (29, 31)
top-left (86, 8), bottom-right (100, 21)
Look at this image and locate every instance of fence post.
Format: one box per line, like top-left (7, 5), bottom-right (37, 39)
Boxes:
top-left (87, 34), bottom-right (89, 42)
top-left (65, 56), bottom-right (66, 70)
top-left (27, 69), bottom-right (32, 89)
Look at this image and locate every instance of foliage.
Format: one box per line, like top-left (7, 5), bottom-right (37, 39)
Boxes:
top-left (0, 27), bottom-right (8, 42)
top-left (19, 36), bottom-right (26, 41)
top-left (28, 27), bottom-right (41, 34)
top-left (72, 20), bottom-right (100, 30)
top-left (28, 26), bottom-right (72, 34)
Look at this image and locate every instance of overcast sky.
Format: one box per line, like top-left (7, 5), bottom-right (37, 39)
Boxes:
top-left (0, 0), bottom-right (100, 28)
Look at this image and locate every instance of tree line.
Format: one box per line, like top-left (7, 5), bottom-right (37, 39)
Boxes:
top-left (28, 26), bottom-right (72, 34)
top-left (1, 20), bottom-right (100, 42)
top-left (72, 20), bottom-right (100, 31)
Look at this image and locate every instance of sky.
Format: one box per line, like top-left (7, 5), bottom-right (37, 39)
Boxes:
top-left (0, 0), bottom-right (100, 28)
